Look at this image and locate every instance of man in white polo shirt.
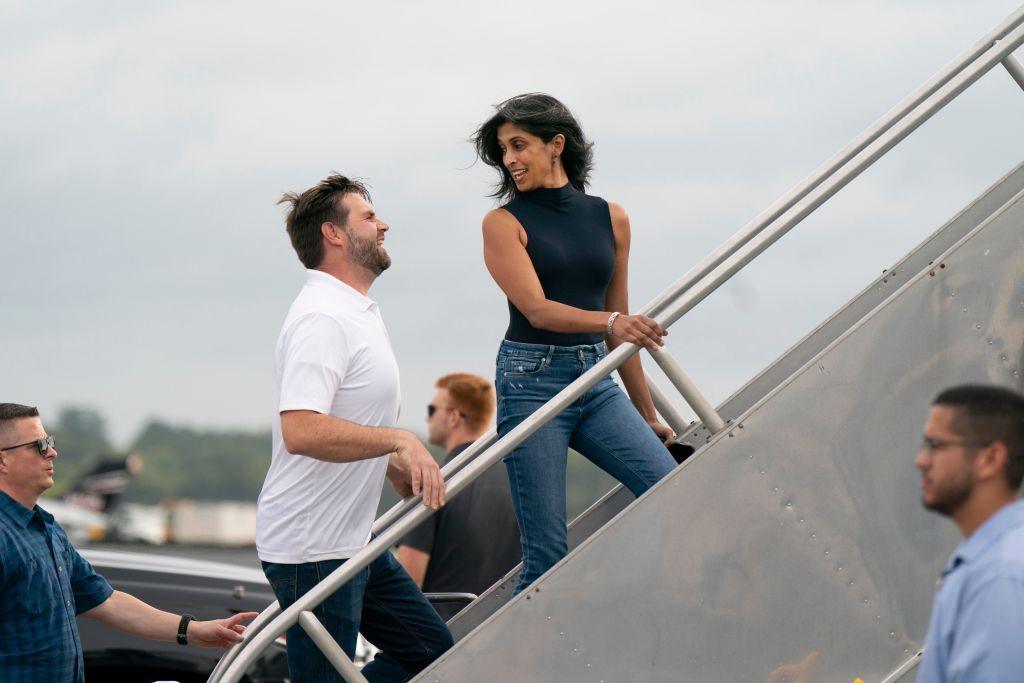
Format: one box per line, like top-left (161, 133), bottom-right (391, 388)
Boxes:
top-left (257, 173), bottom-right (453, 683)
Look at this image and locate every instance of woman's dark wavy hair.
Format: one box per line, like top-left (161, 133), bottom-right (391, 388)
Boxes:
top-left (473, 93), bottom-right (594, 203)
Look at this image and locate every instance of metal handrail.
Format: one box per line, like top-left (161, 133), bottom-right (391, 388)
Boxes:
top-left (212, 10), bottom-right (1024, 681)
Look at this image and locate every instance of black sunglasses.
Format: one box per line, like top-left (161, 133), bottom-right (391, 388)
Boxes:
top-left (427, 404), bottom-right (466, 419)
top-left (0, 435), bottom-right (56, 456)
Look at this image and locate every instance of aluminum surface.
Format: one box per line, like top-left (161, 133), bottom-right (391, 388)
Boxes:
top-left (418, 193), bottom-right (1024, 681)
top-left (446, 484), bottom-right (635, 641)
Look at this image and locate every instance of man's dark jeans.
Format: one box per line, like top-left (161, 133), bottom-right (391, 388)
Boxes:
top-left (262, 550), bottom-right (453, 683)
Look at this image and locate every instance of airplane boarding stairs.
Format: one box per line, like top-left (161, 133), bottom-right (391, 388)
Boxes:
top-left (211, 10), bottom-right (1024, 681)
top-left (417, 166), bottom-right (1024, 682)
top-left (442, 163), bottom-right (1024, 649)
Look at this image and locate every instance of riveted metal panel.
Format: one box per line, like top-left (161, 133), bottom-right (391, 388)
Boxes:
top-left (418, 190), bottom-right (1024, 682)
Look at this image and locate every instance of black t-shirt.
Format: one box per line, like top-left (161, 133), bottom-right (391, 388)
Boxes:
top-left (399, 443), bottom-right (521, 596)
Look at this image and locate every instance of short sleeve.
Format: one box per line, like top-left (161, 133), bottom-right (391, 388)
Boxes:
top-left (279, 314), bottom-right (351, 414)
top-left (946, 575), bottom-right (1024, 681)
top-left (399, 510), bottom-right (439, 554)
top-left (65, 539), bottom-right (113, 614)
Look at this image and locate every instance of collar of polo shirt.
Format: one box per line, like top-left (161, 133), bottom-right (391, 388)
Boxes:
top-left (305, 269), bottom-right (377, 312)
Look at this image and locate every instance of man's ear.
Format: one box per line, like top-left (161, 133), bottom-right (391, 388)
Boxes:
top-left (975, 441), bottom-right (1009, 483)
top-left (322, 222), bottom-right (347, 248)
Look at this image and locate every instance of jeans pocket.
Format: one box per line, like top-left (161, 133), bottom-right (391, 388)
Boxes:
top-left (503, 355), bottom-right (547, 376)
top-left (262, 562), bottom-right (297, 604)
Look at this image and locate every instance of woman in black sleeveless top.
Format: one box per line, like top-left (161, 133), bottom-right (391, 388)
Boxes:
top-left (474, 93), bottom-right (678, 595)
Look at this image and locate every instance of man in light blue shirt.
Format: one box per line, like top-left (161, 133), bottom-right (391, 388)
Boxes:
top-left (916, 384), bottom-right (1024, 683)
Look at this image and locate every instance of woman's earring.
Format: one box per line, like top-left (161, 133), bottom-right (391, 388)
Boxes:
top-left (552, 155), bottom-right (558, 168)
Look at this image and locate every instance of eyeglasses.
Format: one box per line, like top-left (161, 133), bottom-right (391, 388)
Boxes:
top-left (919, 436), bottom-right (991, 453)
top-left (0, 435), bottom-right (56, 456)
top-left (427, 404), bottom-right (466, 419)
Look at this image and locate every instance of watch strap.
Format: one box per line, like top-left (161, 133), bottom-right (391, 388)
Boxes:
top-left (177, 613), bottom-right (194, 645)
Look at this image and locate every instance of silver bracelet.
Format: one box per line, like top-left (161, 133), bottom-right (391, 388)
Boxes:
top-left (606, 311), bottom-right (621, 337)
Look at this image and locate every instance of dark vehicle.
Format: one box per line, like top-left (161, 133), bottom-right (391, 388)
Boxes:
top-left (78, 549), bottom-right (287, 683)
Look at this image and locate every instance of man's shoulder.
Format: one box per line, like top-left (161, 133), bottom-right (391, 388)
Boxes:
top-left (959, 524), bottom-right (1024, 596)
top-left (988, 522), bottom-right (1024, 576)
top-left (277, 300), bottom-right (359, 355)
top-left (286, 286), bottom-right (350, 323)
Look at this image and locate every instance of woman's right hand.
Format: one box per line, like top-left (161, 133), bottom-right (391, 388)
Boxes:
top-left (610, 314), bottom-right (666, 350)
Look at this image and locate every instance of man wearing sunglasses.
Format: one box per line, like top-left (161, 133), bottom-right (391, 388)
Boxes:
top-left (915, 385), bottom-right (1024, 682)
top-left (396, 374), bottom-right (520, 613)
top-left (0, 403), bottom-right (257, 682)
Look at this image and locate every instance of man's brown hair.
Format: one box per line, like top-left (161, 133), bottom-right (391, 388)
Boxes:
top-left (437, 373), bottom-right (495, 433)
top-left (278, 174), bottom-right (371, 269)
top-left (0, 404), bottom-right (39, 444)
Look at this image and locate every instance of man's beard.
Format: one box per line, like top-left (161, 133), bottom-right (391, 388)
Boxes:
top-left (346, 229), bottom-right (392, 275)
top-left (922, 469), bottom-right (974, 517)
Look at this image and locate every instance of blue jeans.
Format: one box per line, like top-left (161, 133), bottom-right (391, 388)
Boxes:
top-left (496, 339), bottom-right (677, 594)
top-left (262, 549), bottom-right (453, 683)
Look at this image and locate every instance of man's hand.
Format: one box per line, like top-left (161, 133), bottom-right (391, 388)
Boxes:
top-left (391, 433), bottom-right (445, 509)
top-left (187, 612), bottom-right (259, 649)
top-left (387, 454), bottom-right (414, 498)
top-left (648, 420), bottom-right (676, 447)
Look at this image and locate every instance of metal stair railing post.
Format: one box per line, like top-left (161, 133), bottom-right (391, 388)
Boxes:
top-left (298, 611), bottom-right (369, 682)
top-left (212, 10), bottom-right (1024, 681)
top-left (1003, 53), bottom-right (1024, 89)
top-left (645, 372), bottom-right (692, 437)
top-left (646, 347), bottom-right (727, 433)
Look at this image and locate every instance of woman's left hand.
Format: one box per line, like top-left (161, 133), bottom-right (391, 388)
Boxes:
top-left (648, 420), bottom-right (676, 447)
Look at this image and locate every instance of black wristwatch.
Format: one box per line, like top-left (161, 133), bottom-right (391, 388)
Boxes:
top-left (177, 613), bottom-right (194, 645)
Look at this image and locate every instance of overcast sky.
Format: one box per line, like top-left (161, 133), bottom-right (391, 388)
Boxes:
top-left (2, 1), bottom-right (1023, 446)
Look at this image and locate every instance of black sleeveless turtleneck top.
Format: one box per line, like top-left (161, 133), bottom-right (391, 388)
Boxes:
top-left (501, 183), bottom-right (616, 346)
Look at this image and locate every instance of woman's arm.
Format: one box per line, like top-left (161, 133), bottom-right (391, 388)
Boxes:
top-left (604, 202), bottom-right (676, 445)
top-left (482, 208), bottom-right (664, 350)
